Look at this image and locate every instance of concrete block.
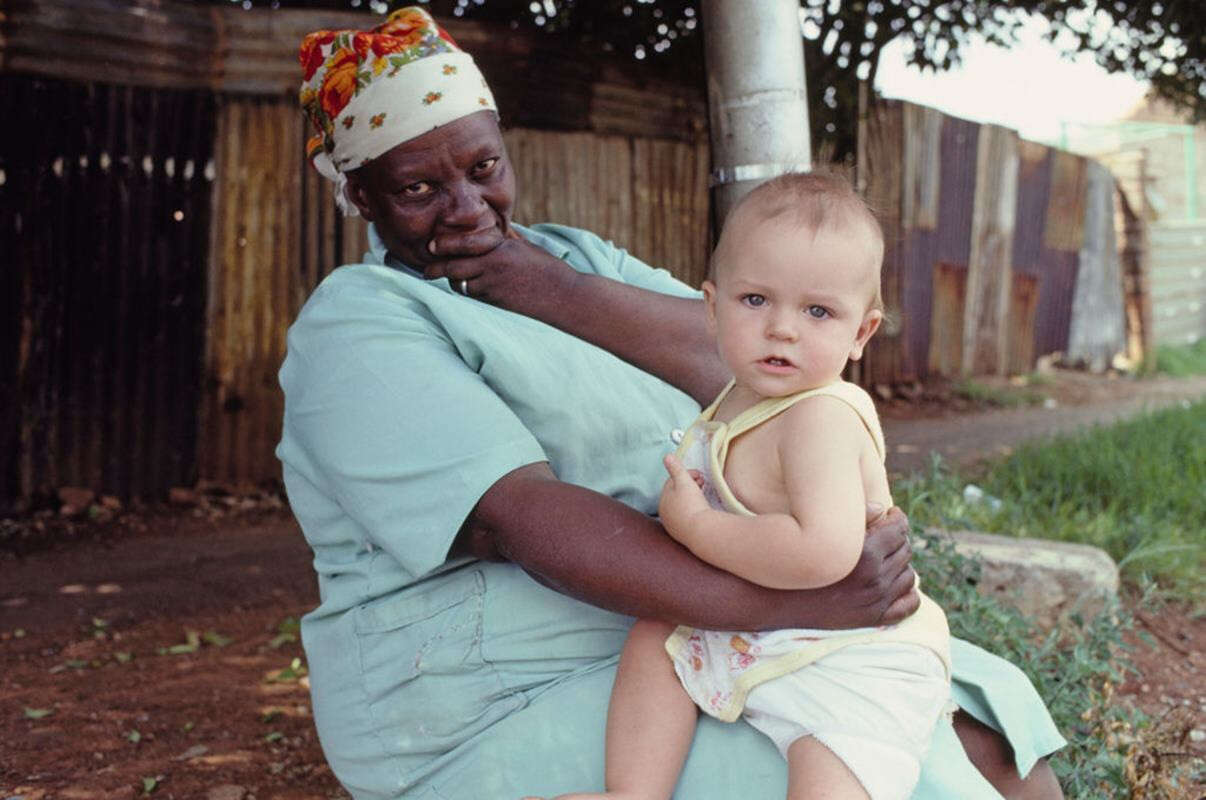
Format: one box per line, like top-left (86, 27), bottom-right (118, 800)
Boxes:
top-left (926, 528), bottom-right (1120, 625)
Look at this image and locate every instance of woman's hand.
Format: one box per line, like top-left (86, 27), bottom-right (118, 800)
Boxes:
top-left (423, 235), bottom-right (729, 406)
top-left (423, 235), bottom-right (580, 317)
top-left (773, 505), bottom-right (919, 630)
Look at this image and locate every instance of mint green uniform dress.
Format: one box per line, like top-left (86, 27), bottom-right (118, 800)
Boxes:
top-left (276, 223), bottom-right (1065, 800)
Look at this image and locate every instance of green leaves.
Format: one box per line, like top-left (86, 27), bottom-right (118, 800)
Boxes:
top-left (913, 527), bottom-right (1143, 797)
top-left (265, 657), bottom-right (308, 683)
top-left (268, 617), bottom-right (300, 649)
top-left (896, 400), bottom-right (1206, 603)
top-left (24, 706), bottom-right (53, 719)
top-left (157, 629), bottom-right (233, 656)
top-left (201, 630), bottom-right (233, 648)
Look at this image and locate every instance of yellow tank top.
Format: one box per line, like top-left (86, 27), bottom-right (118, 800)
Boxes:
top-left (664, 380), bottom-right (950, 722)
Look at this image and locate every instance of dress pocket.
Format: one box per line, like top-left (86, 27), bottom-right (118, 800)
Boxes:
top-left (353, 568), bottom-right (522, 758)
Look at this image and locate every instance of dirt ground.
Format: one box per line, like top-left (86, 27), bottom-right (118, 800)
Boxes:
top-left (2, 370), bottom-right (1204, 800)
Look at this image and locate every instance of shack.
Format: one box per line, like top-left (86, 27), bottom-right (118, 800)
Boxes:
top-left (1, 0), bottom-right (1134, 509)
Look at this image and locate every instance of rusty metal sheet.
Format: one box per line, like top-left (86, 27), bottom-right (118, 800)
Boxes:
top-left (928, 262), bottom-right (967, 377)
top-left (1, 75), bottom-right (215, 508)
top-left (964, 124), bottom-right (1019, 376)
top-left (505, 128), bottom-right (709, 288)
top-left (1045, 150), bottom-right (1088, 252)
top-left (855, 98), bottom-right (905, 385)
top-left (1067, 161), bottom-right (1127, 369)
top-left (1007, 273), bottom-right (1040, 375)
top-left (893, 113), bottom-right (981, 381)
top-left (2, 0), bottom-right (708, 143)
top-left (902, 103), bottom-right (943, 231)
top-left (200, 97), bottom-right (367, 490)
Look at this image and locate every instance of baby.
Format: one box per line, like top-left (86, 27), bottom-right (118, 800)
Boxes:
top-left (535, 172), bottom-right (951, 800)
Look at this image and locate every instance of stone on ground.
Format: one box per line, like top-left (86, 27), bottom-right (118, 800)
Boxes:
top-left (927, 528), bottom-right (1119, 625)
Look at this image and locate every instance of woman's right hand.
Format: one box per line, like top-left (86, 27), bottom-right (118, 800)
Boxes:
top-left (423, 235), bottom-right (580, 317)
top-left (774, 506), bottom-right (919, 630)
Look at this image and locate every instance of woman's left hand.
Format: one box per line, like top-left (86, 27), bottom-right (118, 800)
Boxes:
top-left (422, 235), bottom-right (579, 316)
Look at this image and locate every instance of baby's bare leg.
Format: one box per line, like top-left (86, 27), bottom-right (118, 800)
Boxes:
top-left (524, 619), bottom-right (697, 800)
top-left (785, 736), bottom-right (870, 800)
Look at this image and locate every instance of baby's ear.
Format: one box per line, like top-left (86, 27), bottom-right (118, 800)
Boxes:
top-left (848, 309), bottom-right (883, 361)
top-left (701, 280), bottom-right (719, 333)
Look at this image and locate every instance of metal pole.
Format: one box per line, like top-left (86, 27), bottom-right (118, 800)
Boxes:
top-left (1185, 127), bottom-right (1197, 220)
top-left (702, 0), bottom-right (811, 228)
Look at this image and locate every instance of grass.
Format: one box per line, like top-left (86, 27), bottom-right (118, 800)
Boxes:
top-left (912, 529), bottom-right (1147, 798)
top-left (1145, 339), bottom-right (1206, 377)
top-left (902, 397), bottom-right (1206, 797)
top-left (897, 399), bottom-right (1206, 604)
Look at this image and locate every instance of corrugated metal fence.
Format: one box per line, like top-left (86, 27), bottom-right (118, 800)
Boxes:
top-left (1, 75), bottom-right (709, 506)
top-left (857, 98), bottom-right (1125, 384)
top-left (1, 75), bottom-right (216, 503)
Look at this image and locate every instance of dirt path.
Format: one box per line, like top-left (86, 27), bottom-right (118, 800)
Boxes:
top-left (882, 373), bottom-right (1206, 475)
top-left (2, 372), bottom-right (1204, 799)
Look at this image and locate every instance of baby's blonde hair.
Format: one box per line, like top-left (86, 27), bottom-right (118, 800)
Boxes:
top-left (711, 171), bottom-right (884, 310)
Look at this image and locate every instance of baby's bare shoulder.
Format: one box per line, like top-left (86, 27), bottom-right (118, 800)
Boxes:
top-left (777, 393), bottom-right (866, 436)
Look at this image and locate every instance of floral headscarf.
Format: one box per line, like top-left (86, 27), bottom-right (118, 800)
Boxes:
top-left (299, 6), bottom-right (498, 215)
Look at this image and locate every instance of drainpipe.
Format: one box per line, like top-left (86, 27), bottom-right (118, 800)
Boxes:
top-left (702, 0), bottom-right (812, 228)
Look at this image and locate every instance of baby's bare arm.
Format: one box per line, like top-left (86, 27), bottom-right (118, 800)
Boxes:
top-left (661, 397), bottom-right (874, 590)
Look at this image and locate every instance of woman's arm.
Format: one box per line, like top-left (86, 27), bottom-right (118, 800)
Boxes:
top-left (423, 237), bottom-right (729, 406)
top-left (452, 462), bottom-right (919, 632)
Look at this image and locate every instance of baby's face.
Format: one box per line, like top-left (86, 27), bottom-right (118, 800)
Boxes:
top-left (704, 216), bottom-right (882, 401)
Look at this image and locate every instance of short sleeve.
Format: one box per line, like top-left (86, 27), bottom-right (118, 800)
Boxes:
top-left (522, 223), bottom-right (703, 299)
top-left (279, 276), bottom-right (548, 579)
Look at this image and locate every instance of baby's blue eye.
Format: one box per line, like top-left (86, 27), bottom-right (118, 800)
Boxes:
top-left (742, 294), bottom-right (766, 307)
top-left (806, 305), bottom-right (829, 319)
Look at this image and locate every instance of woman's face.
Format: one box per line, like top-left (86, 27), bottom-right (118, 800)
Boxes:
top-left (344, 110), bottom-right (516, 268)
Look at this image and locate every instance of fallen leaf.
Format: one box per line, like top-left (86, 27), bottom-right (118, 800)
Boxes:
top-left (24, 706), bottom-right (54, 719)
top-left (202, 630), bottom-right (233, 647)
top-left (173, 743), bottom-right (209, 760)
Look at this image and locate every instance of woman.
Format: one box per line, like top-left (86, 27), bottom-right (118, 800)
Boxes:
top-left (280, 8), bottom-right (1066, 799)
